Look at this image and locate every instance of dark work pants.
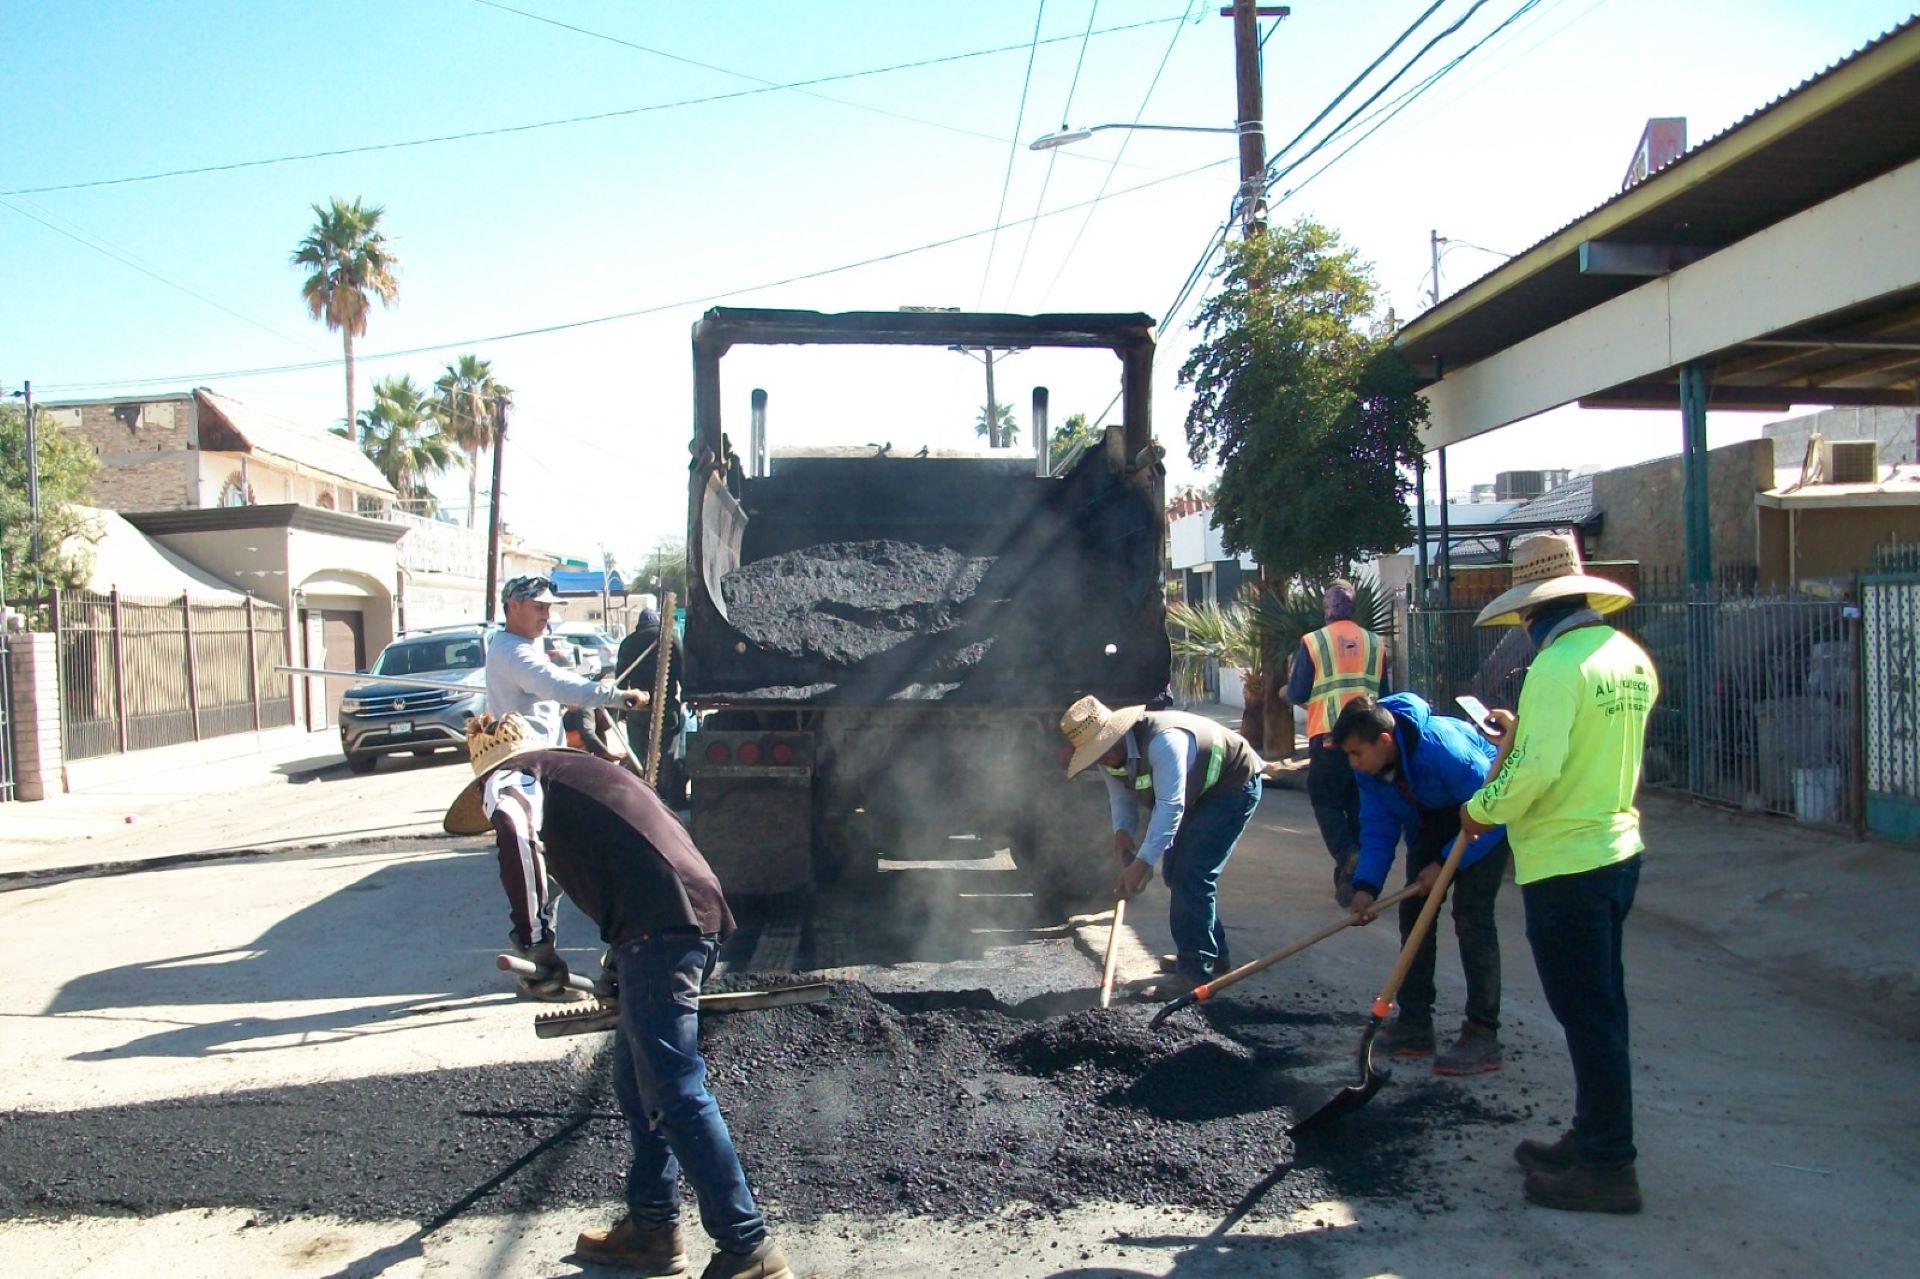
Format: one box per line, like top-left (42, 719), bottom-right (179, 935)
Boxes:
top-left (1522, 855), bottom-right (1641, 1170)
top-left (1306, 739), bottom-right (1360, 860)
top-left (1162, 778), bottom-right (1262, 983)
top-left (1397, 809), bottom-right (1507, 1031)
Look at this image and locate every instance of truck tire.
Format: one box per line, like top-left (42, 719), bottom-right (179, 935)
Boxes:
top-left (345, 752), bottom-right (378, 775)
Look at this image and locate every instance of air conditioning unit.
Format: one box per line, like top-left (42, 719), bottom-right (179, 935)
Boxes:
top-left (1823, 439), bottom-right (1879, 485)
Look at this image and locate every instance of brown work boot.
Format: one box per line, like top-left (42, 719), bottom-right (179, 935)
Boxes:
top-left (575, 1217), bottom-right (687, 1275)
top-left (1129, 973), bottom-right (1197, 1002)
top-left (700, 1238), bottom-right (794, 1279)
top-left (1433, 1022), bottom-right (1503, 1075)
top-left (1524, 1162), bottom-right (1643, 1214)
top-left (1514, 1129), bottom-right (1577, 1174)
top-left (1373, 1016), bottom-right (1435, 1057)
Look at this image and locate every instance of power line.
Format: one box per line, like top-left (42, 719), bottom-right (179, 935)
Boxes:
top-left (1035, 0), bottom-right (1198, 309)
top-left (1, 12), bottom-right (1189, 198)
top-left (0, 197), bottom-right (319, 350)
top-left (978, 1), bottom-right (1050, 308)
top-left (34, 156), bottom-right (1237, 394)
top-left (1003, 0), bottom-right (1105, 307)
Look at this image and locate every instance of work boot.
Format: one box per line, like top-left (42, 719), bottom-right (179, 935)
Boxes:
top-left (1373, 1016), bottom-right (1435, 1057)
top-left (575, 1217), bottom-right (687, 1275)
top-left (1433, 1022), bottom-right (1504, 1075)
top-left (1157, 953), bottom-right (1179, 975)
top-left (1333, 853), bottom-right (1360, 908)
top-left (1129, 973), bottom-right (1197, 1002)
top-left (1513, 1129), bottom-right (1578, 1174)
top-left (700, 1238), bottom-right (794, 1279)
top-left (1524, 1162), bottom-right (1643, 1215)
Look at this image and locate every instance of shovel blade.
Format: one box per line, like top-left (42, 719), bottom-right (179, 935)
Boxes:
top-left (1288, 1017), bottom-right (1390, 1136)
top-left (1148, 989), bottom-right (1200, 1031)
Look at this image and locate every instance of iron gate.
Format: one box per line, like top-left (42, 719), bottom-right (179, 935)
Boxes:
top-left (1862, 556), bottom-right (1920, 840)
top-left (0, 629), bottom-right (15, 802)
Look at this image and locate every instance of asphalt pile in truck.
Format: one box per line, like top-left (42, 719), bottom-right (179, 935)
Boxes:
top-left (720, 539), bottom-right (995, 667)
top-left (0, 983), bottom-right (1524, 1226)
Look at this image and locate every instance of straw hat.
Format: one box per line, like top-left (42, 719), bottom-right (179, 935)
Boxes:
top-left (1060, 695), bottom-right (1145, 778)
top-left (443, 712), bottom-right (578, 835)
top-left (1474, 532), bottom-right (1635, 628)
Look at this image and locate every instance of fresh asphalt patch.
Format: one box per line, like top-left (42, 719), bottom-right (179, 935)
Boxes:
top-left (0, 980), bottom-right (1529, 1227)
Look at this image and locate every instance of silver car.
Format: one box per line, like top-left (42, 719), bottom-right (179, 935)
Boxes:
top-left (338, 627), bottom-right (491, 774)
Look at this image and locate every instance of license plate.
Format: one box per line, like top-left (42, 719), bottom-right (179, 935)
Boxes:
top-left (388, 720), bottom-right (413, 734)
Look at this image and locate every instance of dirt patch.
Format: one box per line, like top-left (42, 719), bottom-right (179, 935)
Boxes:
top-left (0, 983), bottom-right (1522, 1226)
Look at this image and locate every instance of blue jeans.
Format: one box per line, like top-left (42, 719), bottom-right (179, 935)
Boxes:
top-left (1522, 855), bottom-right (1641, 1170)
top-left (611, 932), bottom-right (767, 1254)
top-left (1163, 777), bottom-right (1262, 982)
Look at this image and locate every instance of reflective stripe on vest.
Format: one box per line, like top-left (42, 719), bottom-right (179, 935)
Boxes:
top-left (1305, 620), bottom-right (1384, 740)
top-left (1108, 736), bottom-right (1226, 804)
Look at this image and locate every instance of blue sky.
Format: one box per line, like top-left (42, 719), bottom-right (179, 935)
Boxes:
top-left (5, 0), bottom-right (1915, 564)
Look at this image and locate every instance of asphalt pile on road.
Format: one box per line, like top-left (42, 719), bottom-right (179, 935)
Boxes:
top-left (720, 540), bottom-right (994, 667)
top-left (0, 982), bottom-right (1523, 1226)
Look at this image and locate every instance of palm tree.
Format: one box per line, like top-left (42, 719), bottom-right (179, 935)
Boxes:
top-left (346, 374), bottom-right (459, 511)
top-left (431, 353), bottom-right (511, 528)
top-left (974, 401), bottom-right (1016, 448)
top-left (292, 198), bottom-right (400, 438)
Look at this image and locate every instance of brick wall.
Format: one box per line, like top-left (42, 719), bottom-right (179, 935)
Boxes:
top-left (44, 398), bottom-right (197, 512)
top-left (7, 633), bottom-right (64, 800)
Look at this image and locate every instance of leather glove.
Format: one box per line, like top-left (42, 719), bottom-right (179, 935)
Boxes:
top-left (517, 940), bottom-right (572, 997)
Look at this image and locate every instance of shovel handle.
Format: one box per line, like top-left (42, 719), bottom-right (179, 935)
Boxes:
top-left (1098, 897), bottom-right (1127, 1010)
top-left (1371, 830), bottom-right (1473, 1017)
top-left (496, 952), bottom-right (602, 995)
top-left (1187, 881), bottom-right (1427, 1006)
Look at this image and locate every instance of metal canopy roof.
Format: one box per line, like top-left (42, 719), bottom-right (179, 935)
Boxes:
top-left (1396, 17), bottom-right (1920, 411)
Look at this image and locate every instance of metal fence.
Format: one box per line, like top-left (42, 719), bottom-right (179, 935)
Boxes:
top-left (1407, 581), bottom-right (1860, 829)
top-left (1861, 544), bottom-right (1920, 839)
top-left (54, 589), bottom-right (293, 761)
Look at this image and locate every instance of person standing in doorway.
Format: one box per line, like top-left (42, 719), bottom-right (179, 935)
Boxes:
top-left (1289, 579), bottom-right (1388, 906)
top-left (1460, 533), bottom-right (1655, 1215)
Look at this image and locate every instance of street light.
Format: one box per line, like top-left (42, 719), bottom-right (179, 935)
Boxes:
top-left (1027, 122), bottom-right (1246, 151)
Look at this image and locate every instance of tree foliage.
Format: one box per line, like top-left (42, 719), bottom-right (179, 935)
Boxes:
top-left (635, 536), bottom-right (689, 605)
top-left (335, 375), bottom-right (459, 512)
top-left (1166, 580), bottom-right (1393, 703)
top-left (292, 197), bottom-right (400, 436)
top-left (431, 353), bottom-right (511, 528)
top-left (974, 401), bottom-right (1017, 448)
top-left (1048, 411), bottom-right (1101, 470)
top-left (1, 402), bottom-right (100, 599)
top-left (1179, 218), bottom-right (1427, 585)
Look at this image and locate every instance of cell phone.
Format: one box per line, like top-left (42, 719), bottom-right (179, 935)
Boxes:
top-left (1455, 695), bottom-right (1501, 737)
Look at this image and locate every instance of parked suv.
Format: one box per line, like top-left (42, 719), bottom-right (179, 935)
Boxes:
top-left (339, 626), bottom-right (492, 774)
top-left (553, 623), bottom-right (618, 677)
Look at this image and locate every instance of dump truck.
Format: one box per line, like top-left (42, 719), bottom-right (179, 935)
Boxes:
top-left (682, 308), bottom-right (1170, 897)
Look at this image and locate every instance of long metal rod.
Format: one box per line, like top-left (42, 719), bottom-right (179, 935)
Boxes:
top-left (275, 663), bottom-right (484, 693)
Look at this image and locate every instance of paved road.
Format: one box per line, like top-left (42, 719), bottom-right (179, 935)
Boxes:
top-left (3, 773), bottom-right (1918, 1277)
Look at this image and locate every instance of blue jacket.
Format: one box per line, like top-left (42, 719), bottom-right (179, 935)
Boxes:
top-left (1351, 693), bottom-right (1507, 897)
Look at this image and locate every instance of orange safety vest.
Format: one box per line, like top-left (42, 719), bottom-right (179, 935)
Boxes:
top-left (1302, 620), bottom-right (1386, 740)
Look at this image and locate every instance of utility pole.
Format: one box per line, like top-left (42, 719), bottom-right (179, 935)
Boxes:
top-left (483, 397), bottom-right (508, 623)
top-left (1430, 229), bottom-right (1444, 307)
top-left (1226, 2), bottom-right (1287, 237)
top-left (23, 381), bottom-right (42, 597)
top-left (950, 345), bottom-right (1022, 447)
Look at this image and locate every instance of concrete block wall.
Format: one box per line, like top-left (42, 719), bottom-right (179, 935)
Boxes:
top-left (1589, 438), bottom-right (1773, 576)
top-left (8, 633), bottom-right (65, 800)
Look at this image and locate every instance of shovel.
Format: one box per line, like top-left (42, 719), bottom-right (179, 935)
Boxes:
top-left (494, 953), bottom-right (832, 1012)
top-left (1098, 897), bottom-right (1127, 1010)
top-left (1148, 882), bottom-right (1425, 1030)
top-left (1288, 828), bottom-right (1472, 1136)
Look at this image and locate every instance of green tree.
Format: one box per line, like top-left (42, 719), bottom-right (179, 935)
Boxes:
top-left (292, 197), bottom-right (400, 438)
top-left (974, 401), bottom-right (1016, 449)
top-left (1179, 217), bottom-right (1427, 585)
top-left (1, 401), bottom-right (99, 599)
top-left (335, 375), bottom-right (459, 513)
top-left (431, 353), bottom-right (511, 528)
top-left (1048, 411), bottom-right (1101, 470)
top-left (635, 536), bottom-right (689, 605)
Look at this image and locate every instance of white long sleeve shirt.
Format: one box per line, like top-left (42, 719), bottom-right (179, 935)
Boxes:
top-left (1102, 727), bottom-right (1197, 869)
top-left (485, 631), bottom-right (624, 746)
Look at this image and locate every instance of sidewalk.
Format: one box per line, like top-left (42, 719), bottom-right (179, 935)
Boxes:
top-left (0, 732), bottom-right (463, 878)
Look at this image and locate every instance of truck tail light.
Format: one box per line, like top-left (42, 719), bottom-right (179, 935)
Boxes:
top-left (705, 742), bottom-right (732, 765)
top-left (768, 739), bottom-right (796, 766)
top-left (736, 741), bottom-right (763, 766)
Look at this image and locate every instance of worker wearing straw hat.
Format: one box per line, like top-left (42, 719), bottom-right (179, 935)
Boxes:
top-left (1061, 696), bottom-right (1264, 1000)
top-left (445, 713), bottom-right (795, 1279)
top-left (1457, 532), bottom-right (1657, 1216)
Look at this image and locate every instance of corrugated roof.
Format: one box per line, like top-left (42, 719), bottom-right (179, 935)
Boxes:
top-left (194, 389), bottom-right (395, 495)
top-left (1397, 15), bottom-right (1920, 378)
